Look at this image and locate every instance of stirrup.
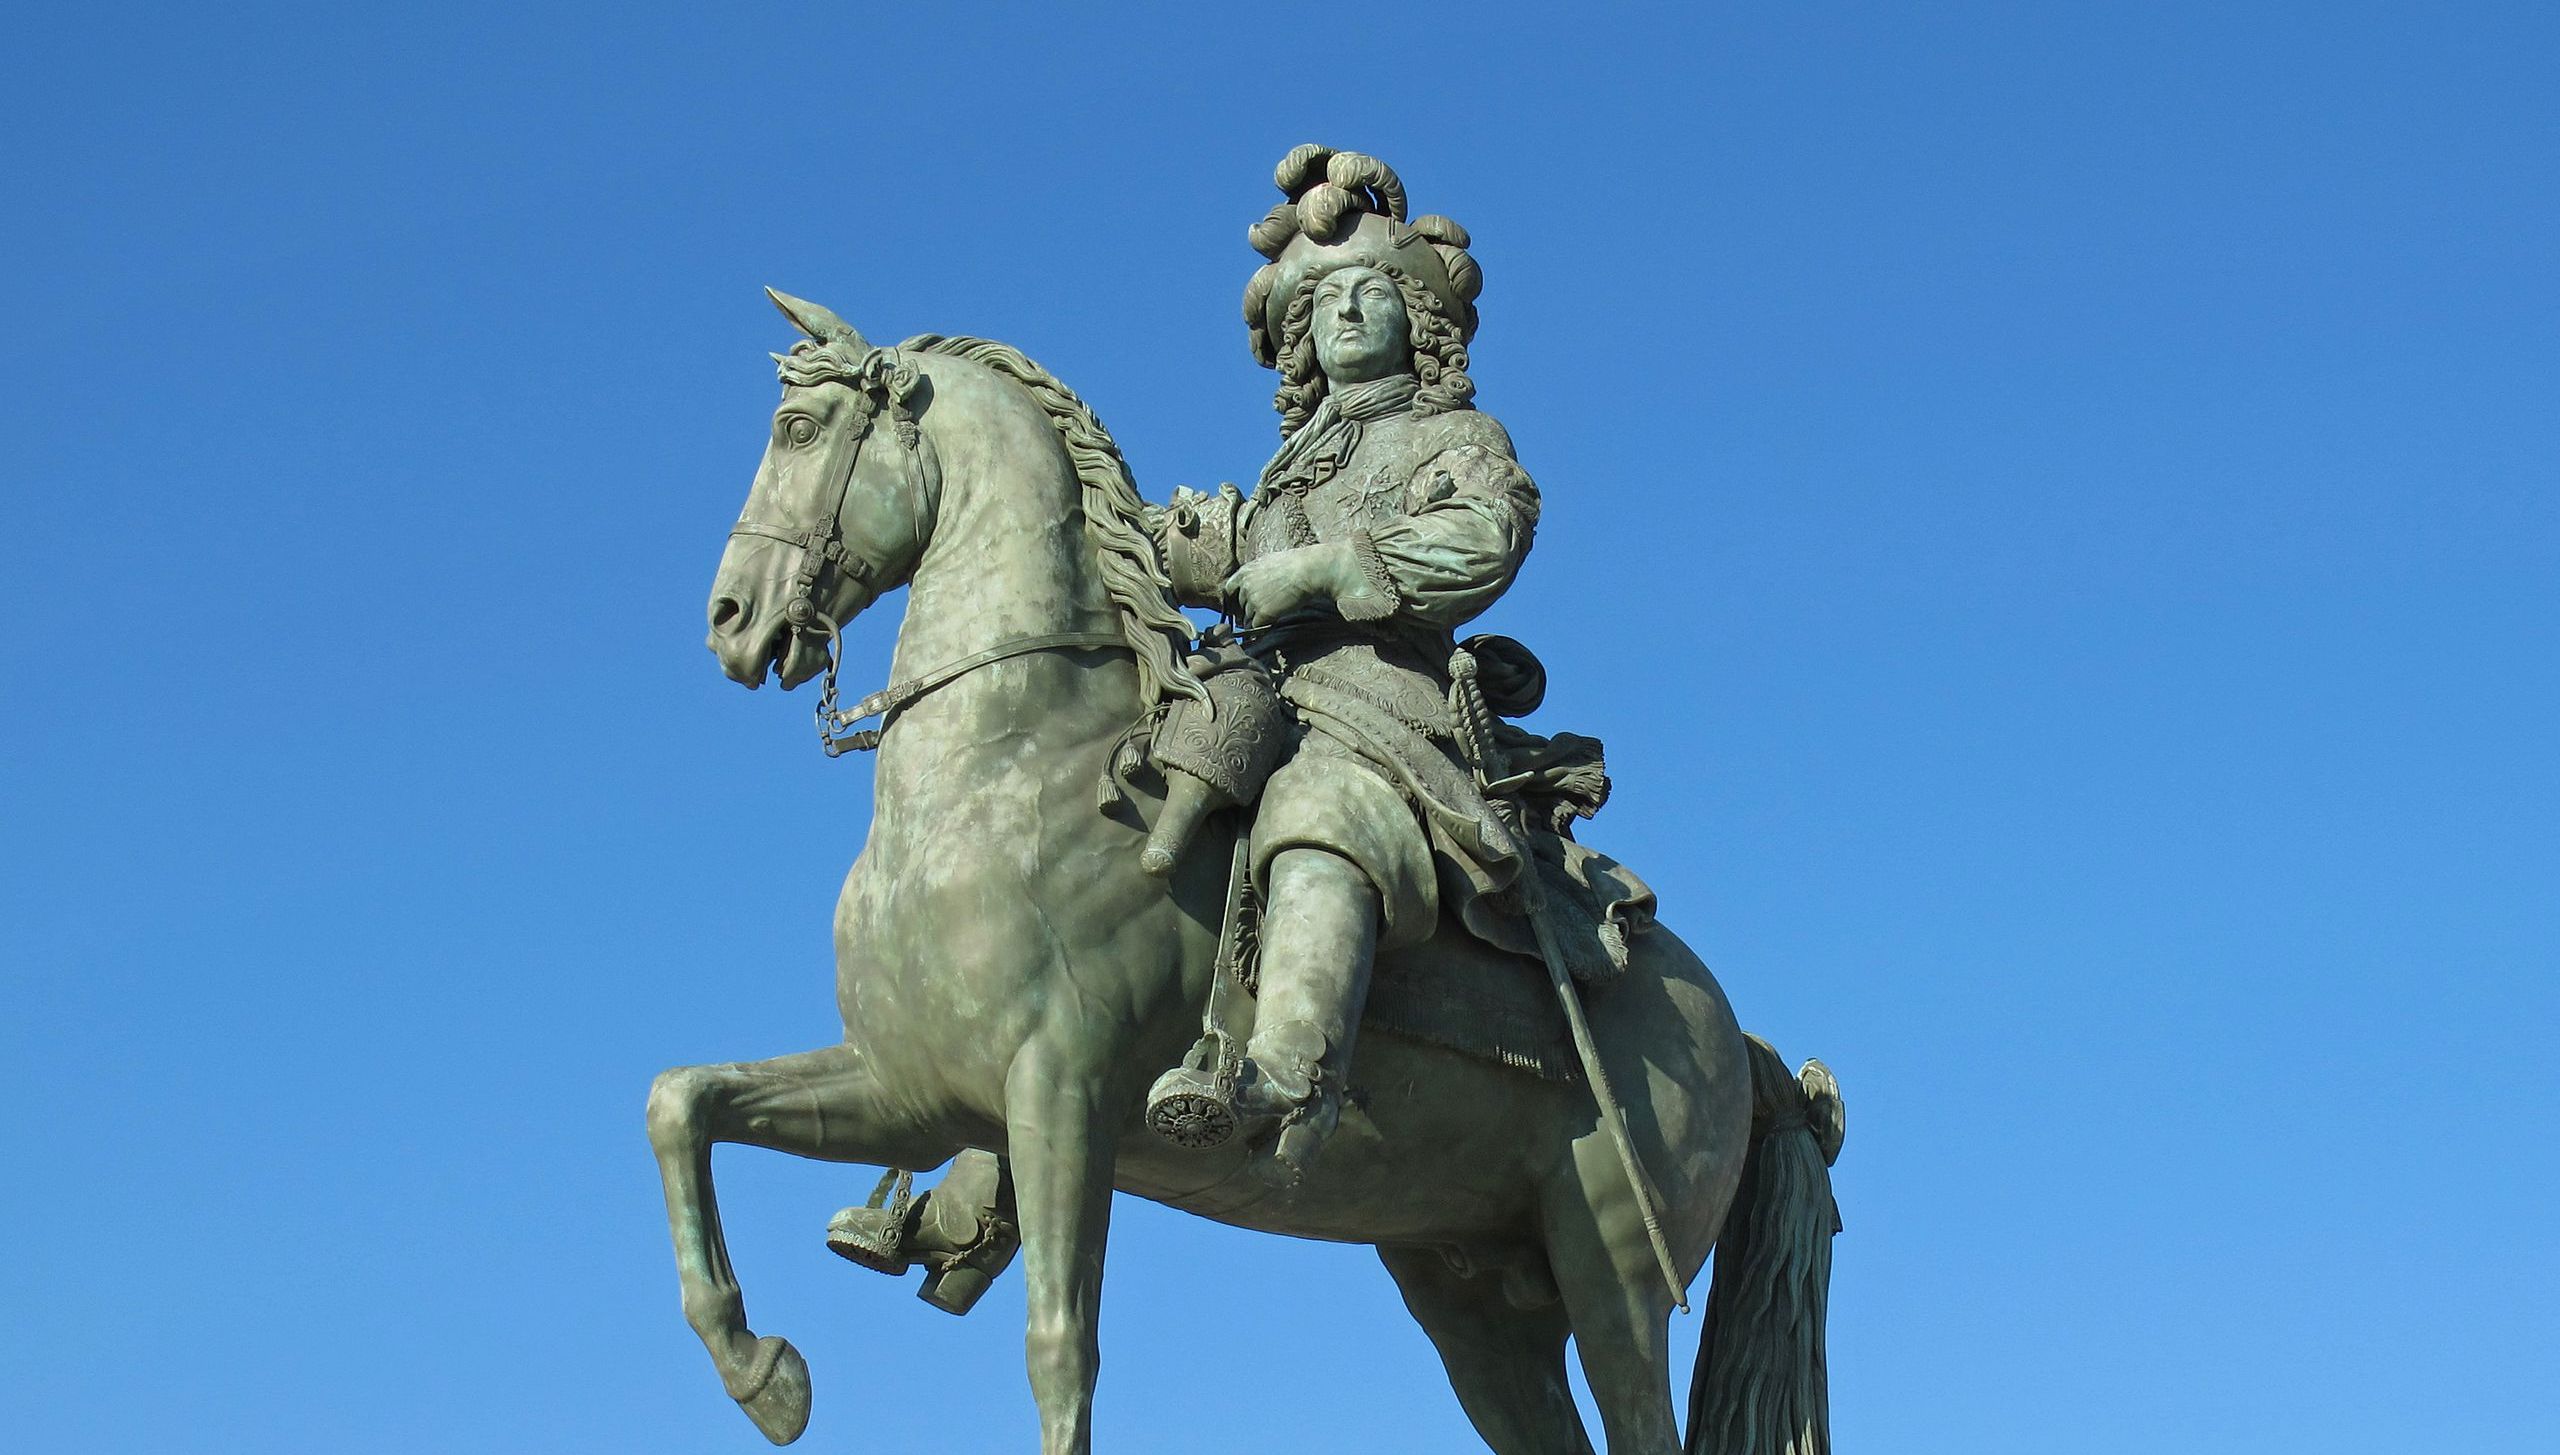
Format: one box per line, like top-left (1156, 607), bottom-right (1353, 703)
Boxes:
top-left (823, 1170), bottom-right (914, 1275)
top-left (1145, 1065), bottom-right (1240, 1150)
top-left (1145, 1034), bottom-right (1241, 1150)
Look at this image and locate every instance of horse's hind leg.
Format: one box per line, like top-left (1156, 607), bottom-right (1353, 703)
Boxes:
top-left (646, 1043), bottom-right (949, 1446)
top-left (1379, 1245), bottom-right (1595, 1455)
top-left (1545, 1143), bottom-right (1686, 1454)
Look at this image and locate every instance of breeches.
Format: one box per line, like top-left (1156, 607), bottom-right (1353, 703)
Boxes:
top-left (1247, 733), bottom-right (1438, 952)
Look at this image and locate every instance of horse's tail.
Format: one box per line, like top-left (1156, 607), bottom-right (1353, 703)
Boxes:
top-left (1684, 1034), bottom-right (1845, 1455)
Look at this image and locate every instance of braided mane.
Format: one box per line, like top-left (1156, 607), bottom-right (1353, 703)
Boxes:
top-left (901, 334), bottom-right (1205, 710)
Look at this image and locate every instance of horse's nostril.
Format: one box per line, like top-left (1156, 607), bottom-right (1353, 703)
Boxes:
top-left (710, 595), bottom-right (745, 632)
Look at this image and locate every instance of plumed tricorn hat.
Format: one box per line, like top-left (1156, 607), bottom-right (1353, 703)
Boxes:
top-left (1243, 144), bottom-right (1482, 369)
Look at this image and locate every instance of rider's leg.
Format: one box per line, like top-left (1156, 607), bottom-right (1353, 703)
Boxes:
top-left (1236, 845), bottom-right (1380, 1180)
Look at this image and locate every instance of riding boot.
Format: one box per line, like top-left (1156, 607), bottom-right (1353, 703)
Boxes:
top-left (823, 1149), bottom-right (1020, 1315)
top-left (1232, 847), bottom-right (1380, 1185)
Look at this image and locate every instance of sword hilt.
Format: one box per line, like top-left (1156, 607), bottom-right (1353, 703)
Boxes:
top-left (1447, 647), bottom-right (1506, 782)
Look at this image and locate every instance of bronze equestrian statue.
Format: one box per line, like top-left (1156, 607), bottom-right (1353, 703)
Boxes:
top-left (658, 145), bottom-right (1846, 1455)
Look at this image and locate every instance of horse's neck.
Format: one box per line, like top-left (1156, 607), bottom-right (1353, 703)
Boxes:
top-left (893, 467), bottom-right (1105, 680)
top-left (872, 382), bottom-right (1135, 801)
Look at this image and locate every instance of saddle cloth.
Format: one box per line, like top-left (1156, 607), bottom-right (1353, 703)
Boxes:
top-left (1213, 837), bottom-right (1650, 1085)
top-left (1365, 915), bottom-right (1580, 1082)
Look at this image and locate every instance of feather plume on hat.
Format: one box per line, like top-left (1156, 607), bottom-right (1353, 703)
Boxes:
top-left (1242, 146), bottom-right (1482, 369)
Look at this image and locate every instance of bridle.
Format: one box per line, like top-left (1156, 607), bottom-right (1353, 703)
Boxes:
top-left (730, 351), bottom-right (1129, 758)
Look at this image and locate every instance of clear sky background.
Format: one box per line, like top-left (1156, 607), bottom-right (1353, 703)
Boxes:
top-left (4, 3), bottom-right (2553, 1451)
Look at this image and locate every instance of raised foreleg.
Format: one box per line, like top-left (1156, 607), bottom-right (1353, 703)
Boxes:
top-left (645, 1044), bottom-right (952, 1445)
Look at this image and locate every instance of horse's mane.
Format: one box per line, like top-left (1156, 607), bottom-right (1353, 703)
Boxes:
top-left (902, 334), bottom-right (1205, 710)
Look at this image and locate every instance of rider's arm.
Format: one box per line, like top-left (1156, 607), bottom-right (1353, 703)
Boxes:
top-left (1340, 443), bottom-right (1541, 626)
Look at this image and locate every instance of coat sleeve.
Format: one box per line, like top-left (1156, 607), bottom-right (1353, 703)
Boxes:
top-left (1343, 442), bottom-right (1540, 628)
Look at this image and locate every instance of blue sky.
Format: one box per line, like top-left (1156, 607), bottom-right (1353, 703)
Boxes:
top-left (4, 3), bottom-right (2553, 1450)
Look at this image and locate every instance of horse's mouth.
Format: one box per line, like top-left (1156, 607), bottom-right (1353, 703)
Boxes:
top-left (773, 623), bottom-right (831, 691)
top-left (710, 616), bottom-right (812, 692)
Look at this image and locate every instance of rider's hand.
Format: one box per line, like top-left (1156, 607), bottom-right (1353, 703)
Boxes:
top-left (1225, 544), bottom-right (1355, 626)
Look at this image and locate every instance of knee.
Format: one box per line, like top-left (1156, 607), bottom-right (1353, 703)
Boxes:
top-left (1268, 845), bottom-right (1375, 902)
top-left (646, 1065), bottom-right (715, 1144)
top-left (1023, 1308), bottom-right (1100, 1389)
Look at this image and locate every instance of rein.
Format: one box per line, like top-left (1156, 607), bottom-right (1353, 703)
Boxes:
top-left (812, 628), bottom-right (1133, 757)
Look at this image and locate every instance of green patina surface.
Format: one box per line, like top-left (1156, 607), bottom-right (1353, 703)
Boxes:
top-left (654, 145), bottom-right (1844, 1455)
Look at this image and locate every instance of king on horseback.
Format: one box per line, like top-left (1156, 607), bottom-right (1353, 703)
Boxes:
top-left (672, 142), bottom-right (1841, 1455)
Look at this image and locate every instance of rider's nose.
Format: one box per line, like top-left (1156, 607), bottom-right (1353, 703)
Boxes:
top-left (709, 594), bottom-right (746, 633)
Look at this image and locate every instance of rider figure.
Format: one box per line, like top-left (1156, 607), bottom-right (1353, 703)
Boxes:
top-left (1154, 145), bottom-right (1543, 1181)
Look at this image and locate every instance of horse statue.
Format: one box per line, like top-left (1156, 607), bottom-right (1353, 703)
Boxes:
top-left (654, 288), bottom-right (1846, 1455)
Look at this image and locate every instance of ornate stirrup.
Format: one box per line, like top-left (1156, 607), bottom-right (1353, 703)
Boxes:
top-left (1144, 1042), bottom-right (1244, 1151)
top-left (823, 1157), bottom-right (1020, 1316)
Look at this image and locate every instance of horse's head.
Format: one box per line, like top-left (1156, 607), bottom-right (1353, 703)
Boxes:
top-left (706, 289), bottom-right (939, 690)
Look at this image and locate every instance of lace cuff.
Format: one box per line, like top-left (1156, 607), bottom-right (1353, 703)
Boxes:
top-left (1337, 530), bottom-right (1404, 622)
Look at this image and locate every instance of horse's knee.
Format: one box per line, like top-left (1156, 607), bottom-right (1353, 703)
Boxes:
top-left (1023, 1307), bottom-right (1099, 1393)
top-left (647, 1065), bottom-right (718, 1145)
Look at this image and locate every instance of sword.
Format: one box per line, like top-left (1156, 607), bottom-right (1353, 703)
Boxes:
top-left (1448, 648), bottom-right (1688, 1311)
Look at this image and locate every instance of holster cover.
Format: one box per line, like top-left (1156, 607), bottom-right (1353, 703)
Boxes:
top-left (1160, 483), bottom-right (1247, 609)
top-left (1151, 647), bottom-right (1285, 806)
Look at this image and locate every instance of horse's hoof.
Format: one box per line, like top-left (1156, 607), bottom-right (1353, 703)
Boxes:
top-left (725, 1334), bottom-right (812, 1445)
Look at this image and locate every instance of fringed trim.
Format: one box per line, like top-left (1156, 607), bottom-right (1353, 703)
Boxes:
top-left (1358, 992), bottom-right (1578, 1084)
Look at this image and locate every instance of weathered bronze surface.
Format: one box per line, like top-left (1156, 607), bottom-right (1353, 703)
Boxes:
top-left (654, 145), bottom-right (1846, 1454)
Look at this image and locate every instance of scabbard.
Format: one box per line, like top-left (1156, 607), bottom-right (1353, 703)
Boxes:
top-left (1447, 649), bottom-right (1687, 1309)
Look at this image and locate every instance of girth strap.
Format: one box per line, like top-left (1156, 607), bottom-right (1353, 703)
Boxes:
top-left (819, 630), bottom-right (1132, 757)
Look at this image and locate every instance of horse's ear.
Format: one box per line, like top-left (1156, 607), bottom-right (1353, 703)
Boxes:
top-left (765, 287), bottom-right (865, 348)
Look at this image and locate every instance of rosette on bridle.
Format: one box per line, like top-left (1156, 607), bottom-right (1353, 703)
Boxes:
top-left (1242, 144), bottom-right (1483, 369)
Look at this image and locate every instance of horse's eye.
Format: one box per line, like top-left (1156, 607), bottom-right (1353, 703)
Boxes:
top-left (785, 416), bottom-right (819, 446)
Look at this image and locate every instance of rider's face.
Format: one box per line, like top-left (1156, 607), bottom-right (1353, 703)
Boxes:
top-left (1310, 267), bottom-right (1411, 387)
